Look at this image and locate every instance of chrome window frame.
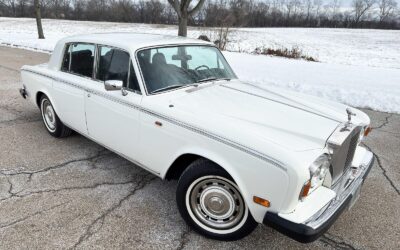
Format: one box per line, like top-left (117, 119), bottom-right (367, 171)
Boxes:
top-left (59, 42), bottom-right (142, 95)
top-left (134, 44), bottom-right (237, 96)
top-left (93, 44), bottom-right (142, 95)
top-left (59, 42), bottom-right (97, 81)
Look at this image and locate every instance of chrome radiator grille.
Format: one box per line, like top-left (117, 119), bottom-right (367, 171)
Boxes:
top-left (329, 126), bottom-right (362, 184)
top-left (344, 132), bottom-right (360, 171)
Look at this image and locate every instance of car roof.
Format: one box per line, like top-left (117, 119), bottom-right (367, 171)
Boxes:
top-left (60, 32), bottom-right (213, 52)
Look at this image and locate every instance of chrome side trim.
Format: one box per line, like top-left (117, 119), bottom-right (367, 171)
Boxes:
top-left (21, 69), bottom-right (287, 171)
top-left (140, 108), bottom-right (287, 171)
top-left (22, 69), bottom-right (57, 80)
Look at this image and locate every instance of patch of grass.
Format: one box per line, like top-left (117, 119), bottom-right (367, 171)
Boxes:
top-left (254, 46), bottom-right (318, 62)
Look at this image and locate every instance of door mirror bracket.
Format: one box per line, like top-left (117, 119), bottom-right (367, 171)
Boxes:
top-left (122, 88), bottom-right (129, 96)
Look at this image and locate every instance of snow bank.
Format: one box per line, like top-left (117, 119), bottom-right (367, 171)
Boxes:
top-left (1, 17), bottom-right (399, 113)
top-left (225, 52), bottom-right (400, 114)
top-left (2, 17), bottom-right (400, 69)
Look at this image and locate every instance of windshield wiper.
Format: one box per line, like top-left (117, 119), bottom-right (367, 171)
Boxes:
top-left (196, 77), bottom-right (217, 83)
top-left (151, 84), bottom-right (185, 94)
top-left (196, 77), bottom-right (231, 84)
top-left (151, 83), bottom-right (199, 94)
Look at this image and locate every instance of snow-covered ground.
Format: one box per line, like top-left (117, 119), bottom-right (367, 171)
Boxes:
top-left (1, 17), bottom-right (399, 113)
top-left (225, 52), bottom-right (400, 113)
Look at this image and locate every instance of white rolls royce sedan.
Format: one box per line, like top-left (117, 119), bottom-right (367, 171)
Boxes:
top-left (19, 33), bottom-right (374, 242)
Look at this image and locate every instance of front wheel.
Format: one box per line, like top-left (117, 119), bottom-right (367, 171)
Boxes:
top-left (40, 95), bottom-right (72, 138)
top-left (176, 159), bottom-right (258, 241)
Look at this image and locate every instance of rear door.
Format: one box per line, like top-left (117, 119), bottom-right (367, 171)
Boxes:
top-left (52, 43), bottom-right (96, 134)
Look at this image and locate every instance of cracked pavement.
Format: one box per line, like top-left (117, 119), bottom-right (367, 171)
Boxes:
top-left (0, 46), bottom-right (399, 249)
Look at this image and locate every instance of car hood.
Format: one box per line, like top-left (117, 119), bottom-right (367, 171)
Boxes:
top-left (163, 80), bottom-right (366, 152)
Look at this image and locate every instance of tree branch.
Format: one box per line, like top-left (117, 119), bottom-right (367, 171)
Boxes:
top-left (188, 0), bottom-right (206, 16)
top-left (182, 0), bottom-right (191, 12)
top-left (167, 0), bottom-right (182, 18)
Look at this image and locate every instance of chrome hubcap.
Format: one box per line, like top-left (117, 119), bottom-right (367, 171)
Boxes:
top-left (189, 177), bottom-right (245, 230)
top-left (42, 99), bottom-right (56, 131)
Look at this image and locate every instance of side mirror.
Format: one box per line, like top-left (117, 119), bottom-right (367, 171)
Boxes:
top-left (104, 80), bottom-right (123, 91)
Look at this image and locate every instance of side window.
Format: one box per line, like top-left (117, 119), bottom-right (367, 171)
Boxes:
top-left (96, 46), bottom-right (129, 87)
top-left (129, 62), bottom-right (141, 93)
top-left (70, 43), bottom-right (95, 78)
top-left (61, 44), bottom-right (71, 71)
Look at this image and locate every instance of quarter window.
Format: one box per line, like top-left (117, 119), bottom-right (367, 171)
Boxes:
top-left (69, 43), bottom-right (95, 78)
top-left (61, 44), bottom-right (71, 72)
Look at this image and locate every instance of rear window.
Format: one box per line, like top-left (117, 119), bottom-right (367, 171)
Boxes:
top-left (70, 44), bottom-right (95, 78)
top-left (61, 43), bottom-right (95, 78)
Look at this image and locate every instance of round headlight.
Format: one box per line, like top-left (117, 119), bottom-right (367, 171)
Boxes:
top-left (300, 154), bottom-right (331, 199)
top-left (309, 154), bottom-right (330, 188)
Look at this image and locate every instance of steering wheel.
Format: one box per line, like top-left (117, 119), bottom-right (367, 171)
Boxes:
top-left (195, 65), bottom-right (210, 71)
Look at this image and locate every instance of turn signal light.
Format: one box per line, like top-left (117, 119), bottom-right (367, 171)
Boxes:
top-left (300, 180), bottom-right (311, 199)
top-left (364, 126), bottom-right (372, 137)
top-left (253, 196), bottom-right (270, 207)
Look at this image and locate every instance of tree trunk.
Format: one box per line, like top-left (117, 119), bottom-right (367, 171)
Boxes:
top-left (34, 0), bottom-right (45, 39)
top-left (178, 16), bottom-right (188, 37)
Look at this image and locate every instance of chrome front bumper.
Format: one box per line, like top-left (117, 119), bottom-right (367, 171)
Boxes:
top-left (263, 149), bottom-right (374, 243)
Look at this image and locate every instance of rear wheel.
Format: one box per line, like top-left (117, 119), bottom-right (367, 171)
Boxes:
top-left (40, 95), bottom-right (72, 138)
top-left (176, 159), bottom-right (258, 241)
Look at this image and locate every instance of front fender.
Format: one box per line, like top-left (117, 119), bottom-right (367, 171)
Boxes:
top-left (163, 145), bottom-right (290, 223)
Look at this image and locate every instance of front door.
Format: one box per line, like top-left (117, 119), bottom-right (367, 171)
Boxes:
top-left (85, 45), bottom-right (143, 162)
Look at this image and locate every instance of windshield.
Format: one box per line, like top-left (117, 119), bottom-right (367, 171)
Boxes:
top-left (137, 45), bottom-right (237, 94)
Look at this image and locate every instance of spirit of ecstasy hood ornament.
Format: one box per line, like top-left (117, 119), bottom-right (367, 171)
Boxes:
top-left (346, 108), bottom-right (356, 124)
top-left (340, 108), bottom-right (356, 132)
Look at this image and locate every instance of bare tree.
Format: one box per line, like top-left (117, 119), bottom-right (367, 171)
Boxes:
top-left (167, 0), bottom-right (206, 36)
top-left (0, 0), bottom-right (17, 16)
top-left (378, 0), bottom-right (397, 22)
top-left (1, 0), bottom-right (399, 29)
top-left (33, 0), bottom-right (45, 39)
top-left (329, 0), bottom-right (341, 18)
top-left (352, 0), bottom-right (375, 24)
top-left (303, 0), bottom-right (313, 22)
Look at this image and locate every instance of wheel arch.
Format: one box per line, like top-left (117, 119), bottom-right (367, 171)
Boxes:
top-left (163, 149), bottom-right (249, 203)
top-left (163, 150), bottom-right (237, 183)
top-left (164, 153), bottom-right (203, 180)
top-left (36, 91), bottom-right (45, 107)
top-left (36, 90), bottom-right (61, 116)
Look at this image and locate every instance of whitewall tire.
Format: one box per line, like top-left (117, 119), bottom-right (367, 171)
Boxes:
top-left (40, 95), bottom-right (72, 138)
top-left (176, 159), bottom-right (258, 241)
